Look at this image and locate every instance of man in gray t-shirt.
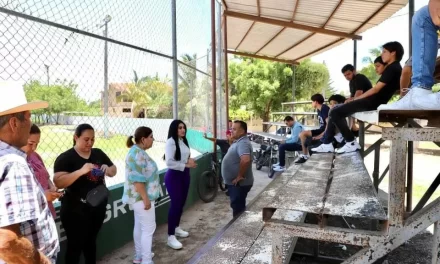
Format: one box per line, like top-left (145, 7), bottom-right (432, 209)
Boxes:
top-left (221, 120), bottom-right (253, 217)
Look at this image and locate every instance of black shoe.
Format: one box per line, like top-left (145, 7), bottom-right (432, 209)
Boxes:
top-left (294, 156), bottom-right (308, 164)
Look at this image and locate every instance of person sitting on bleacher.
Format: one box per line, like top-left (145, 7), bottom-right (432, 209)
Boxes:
top-left (378, 4), bottom-right (440, 110)
top-left (294, 94), bottom-right (330, 163)
top-left (272, 116), bottom-right (303, 172)
top-left (314, 41), bottom-right (403, 154)
top-left (310, 94), bottom-right (346, 153)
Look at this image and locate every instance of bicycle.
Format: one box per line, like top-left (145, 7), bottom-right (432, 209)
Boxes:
top-left (197, 152), bottom-right (226, 203)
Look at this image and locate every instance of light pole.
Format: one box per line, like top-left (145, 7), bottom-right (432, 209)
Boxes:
top-left (98, 15), bottom-right (111, 138)
top-left (44, 64), bottom-right (50, 86)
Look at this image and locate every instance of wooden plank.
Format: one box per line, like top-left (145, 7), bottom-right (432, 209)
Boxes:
top-left (264, 154), bottom-right (334, 214)
top-left (323, 152), bottom-right (387, 220)
top-left (271, 111), bottom-right (316, 115)
top-left (281, 101), bottom-right (312, 106)
top-left (352, 110), bottom-right (440, 127)
top-left (241, 210), bottom-right (306, 264)
top-left (193, 210), bottom-right (265, 264)
top-left (191, 166), bottom-right (300, 264)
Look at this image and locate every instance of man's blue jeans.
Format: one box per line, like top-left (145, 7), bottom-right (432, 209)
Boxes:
top-left (278, 143), bottom-right (302, 166)
top-left (227, 184), bottom-right (252, 218)
top-left (411, 5), bottom-right (440, 90)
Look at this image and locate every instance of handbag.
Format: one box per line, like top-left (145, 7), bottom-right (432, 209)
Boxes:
top-left (83, 184), bottom-right (109, 207)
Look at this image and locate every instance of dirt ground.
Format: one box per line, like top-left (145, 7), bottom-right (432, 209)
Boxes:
top-left (98, 135), bottom-right (439, 264)
top-left (97, 168), bottom-right (272, 264)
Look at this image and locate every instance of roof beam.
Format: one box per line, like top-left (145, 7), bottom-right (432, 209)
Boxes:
top-left (275, 0), bottom-right (344, 58)
top-left (236, 22), bottom-right (255, 50)
top-left (225, 10), bottom-right (362, 40)
top-left (254, 0), bottom-right (300, 54)
top-left (227, 50), bottom-right (299, 65)
top-left (353, 0), bottom-right (392, 33)
top-left (222, 0), bottom-right (228, 9)
top-left (294, 0), bottom-right (392, 61)
top-left (257, 0), bottom-right (261, 16)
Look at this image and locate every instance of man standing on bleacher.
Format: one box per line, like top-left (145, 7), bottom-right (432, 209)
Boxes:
top-left (273, 116), bottom-right (303, 172)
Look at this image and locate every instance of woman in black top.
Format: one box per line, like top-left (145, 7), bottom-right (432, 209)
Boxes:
top-left (54, 124), bottom-right (117, 264)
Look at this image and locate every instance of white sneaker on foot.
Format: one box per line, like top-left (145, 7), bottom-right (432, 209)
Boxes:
top-left (311, 143), bottom-right (334, 153)
top-left (273, 166), bottom-right (285, 172)
top-left (175, 227), bottom-right (189, 238)
top-left (167, 235), bottom-right (183, 250)
top-left (336, 141), bottom-right (360, 154)
top-left (272, 162), bottom-right (280, 168)
top-left (377, 88), bottom-right (433, 110)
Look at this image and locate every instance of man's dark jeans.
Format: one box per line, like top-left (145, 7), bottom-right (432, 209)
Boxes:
top-left (278, 143), bottom-right (302, 166)
top-left (226, 184), bottom-right (252, 218)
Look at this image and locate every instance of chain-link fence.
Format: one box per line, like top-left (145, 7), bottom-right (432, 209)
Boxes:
top-left (0, 0), bottom-right (226, 187)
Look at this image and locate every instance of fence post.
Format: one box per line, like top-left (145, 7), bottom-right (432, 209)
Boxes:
top-left (171, 0), bottom-right (178, 119)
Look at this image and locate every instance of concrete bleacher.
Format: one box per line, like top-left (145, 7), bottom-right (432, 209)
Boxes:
top-left (188, 165), bottom-right (306, 264)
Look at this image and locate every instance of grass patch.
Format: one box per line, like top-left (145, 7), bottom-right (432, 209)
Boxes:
top-left (38, 125), bottom-right (128, 170)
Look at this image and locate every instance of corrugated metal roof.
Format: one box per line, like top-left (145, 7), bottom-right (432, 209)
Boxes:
top-left (224, 0), bottom-right (408, 63)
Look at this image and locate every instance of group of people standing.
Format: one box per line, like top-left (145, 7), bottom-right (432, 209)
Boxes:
top-left (0, 83), bottom-right (251, 264)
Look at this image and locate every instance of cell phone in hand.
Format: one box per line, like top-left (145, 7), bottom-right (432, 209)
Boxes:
top-left (91, 168), bottom-right (105, 177)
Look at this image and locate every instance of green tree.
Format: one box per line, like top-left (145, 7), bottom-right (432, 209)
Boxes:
top-left (360, 47), bottom-right (382, 83)
top-left (24, 80), bottom-right (88, 124)
top-left (228, 58), bottom-right (330, 128)
top-left (121, 72), bottom-right (173, 118)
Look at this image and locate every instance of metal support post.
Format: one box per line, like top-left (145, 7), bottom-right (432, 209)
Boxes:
top-left (407, 140), bottom-right (414, 212)
top-left (388, 139), bottom-right (407, 233)
top-left (224, 13), bottom-right (229, 125)
top-left (217, 2), bottom-right (223, 135)
top-left (432, 221), bottom-right (440, 264)
top-left (358, 121), bottom-right (365, 156)
top-left (353, 39), bottom-right (357, 69)
top-left (171, 0), bottom-right (178, 119)
top-left (211, 0), bottom-right (217, 137)
top-left (373, 144), bottom-right (380, 191)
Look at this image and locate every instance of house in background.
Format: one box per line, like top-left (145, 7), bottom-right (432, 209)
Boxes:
top-left (101, 83), bottom-right (134, 118)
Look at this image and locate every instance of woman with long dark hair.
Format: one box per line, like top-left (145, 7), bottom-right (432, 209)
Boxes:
top-left (164, 120), bottom-right (197, 250)
top-left (54, 123), bottom-right (117, 264)
top-left (122, 126), bottom-right (159, 264)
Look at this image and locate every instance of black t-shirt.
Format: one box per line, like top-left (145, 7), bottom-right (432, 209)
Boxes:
top-left (54, 148), bottom-right (113, 201)
top-left (349, 74), bottom-right (372, 97)
top-left (371, 61), bottom-right (402, 105)
top-left (318, 104), bottom-right (330, 130)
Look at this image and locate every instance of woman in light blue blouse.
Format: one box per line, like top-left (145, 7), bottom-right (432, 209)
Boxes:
top-left (122, 126), bottom-right (159, 264)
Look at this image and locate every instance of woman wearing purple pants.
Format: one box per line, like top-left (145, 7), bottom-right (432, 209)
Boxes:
top-left (164, 120), bottom-right (197, 250)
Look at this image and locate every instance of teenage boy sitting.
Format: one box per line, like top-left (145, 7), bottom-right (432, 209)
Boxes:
top-left (315, 41), bottom-right (403, 154)
top-left (310, 94), bottom-right (346, 153)
top-left (294, 94), bottom-right (330, 164)
top-left (272, 116), bottom-right (303, 172)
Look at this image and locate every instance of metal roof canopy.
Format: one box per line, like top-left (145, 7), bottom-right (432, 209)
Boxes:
top-left (223, 0), bottom-right (408, 64)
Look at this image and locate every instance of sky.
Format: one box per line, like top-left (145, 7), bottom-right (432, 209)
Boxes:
top-left (311, 0), bottom-right (429, 94)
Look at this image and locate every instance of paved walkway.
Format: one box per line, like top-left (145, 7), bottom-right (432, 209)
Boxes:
top-left (97, 167), bottom-right (273, 264)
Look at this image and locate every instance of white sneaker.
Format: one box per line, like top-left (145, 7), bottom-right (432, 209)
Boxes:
top-left (311, 143), bottom-right (334, 153)
top-left (272, 162), bottom-right (280, 168)
top-left (175, 227), bottom-right (189, 238)
top-left (273, 166), bottom-right (285, 172)
top-left (377, 88), bottom-right (433, 110)
top-left (336, 141), bottom-right (360, 154)
top-left (167, 235), bottom-right (183, 250)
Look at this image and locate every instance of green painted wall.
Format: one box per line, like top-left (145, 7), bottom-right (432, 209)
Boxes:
top-left (54, 153), bottom-right (210, 264)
